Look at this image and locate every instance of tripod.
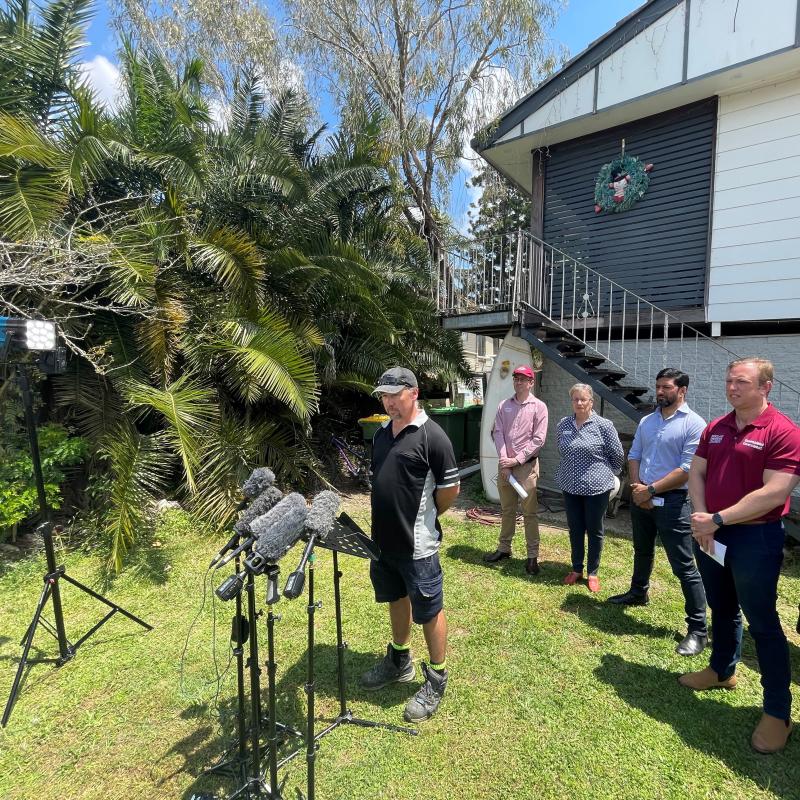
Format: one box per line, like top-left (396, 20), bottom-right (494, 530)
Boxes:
top-left (222, 564), bottom-right (300, 800)
top-left (2, 364), bottom-right (152, 728)
top-left (205, 557), bottom-right (301, 789)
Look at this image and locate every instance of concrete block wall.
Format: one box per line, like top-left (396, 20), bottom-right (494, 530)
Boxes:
top-left (533, 332), bottom-right (800, 489)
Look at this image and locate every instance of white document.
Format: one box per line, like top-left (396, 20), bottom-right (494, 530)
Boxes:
top-left (704, 540), bottom-right (726, 567)
top-left (508, 474), bottom-right (528, 499)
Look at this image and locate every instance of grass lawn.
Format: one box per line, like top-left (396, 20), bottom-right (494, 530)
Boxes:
top-left (2, 482), bottom-right (800, 800)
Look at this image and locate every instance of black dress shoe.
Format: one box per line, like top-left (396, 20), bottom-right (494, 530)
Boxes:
top-left (525, 558), bottom-right (540, 575)
top-left (607, 590), bottom-right (649, 606)
top-left (675, 631), bottom-right (708, 657)
top-left (483, 549), bottom-right (511, 564)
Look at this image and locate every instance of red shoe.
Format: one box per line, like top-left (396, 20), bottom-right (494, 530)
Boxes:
top-left (563, 571), bottom-right (582, 585)
top-left (587, 575), bottom-right (601, 593)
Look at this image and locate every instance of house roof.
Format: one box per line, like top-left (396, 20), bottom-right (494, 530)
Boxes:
top-left (476, 0), bottom-right (676, 150)
top-left (475, 0), bottom-right (800, 194)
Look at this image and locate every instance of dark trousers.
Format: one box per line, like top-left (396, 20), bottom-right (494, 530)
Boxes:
top-left (629, 492), bottom-right (707, 635)
top-left (696, 521), bottom-right (791, 721)
top-left (563, 491), bottom-right (610, 576)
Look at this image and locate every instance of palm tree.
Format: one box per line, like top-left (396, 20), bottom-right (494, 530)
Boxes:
top-left (0, 6), bottom-right (466, 570)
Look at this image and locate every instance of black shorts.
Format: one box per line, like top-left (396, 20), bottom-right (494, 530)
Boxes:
top-left (369, 551), bottom-right (444, 624)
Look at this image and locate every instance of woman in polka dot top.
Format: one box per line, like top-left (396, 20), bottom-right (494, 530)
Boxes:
top-left (554, 383), bottom-right (624, 593)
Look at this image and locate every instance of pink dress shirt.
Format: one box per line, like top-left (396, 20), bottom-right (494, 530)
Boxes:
top-left (492, 394), bottom-right (549, 465)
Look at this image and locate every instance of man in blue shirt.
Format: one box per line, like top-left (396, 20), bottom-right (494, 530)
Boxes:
top-left (607, 368), bottom-right (708, 656)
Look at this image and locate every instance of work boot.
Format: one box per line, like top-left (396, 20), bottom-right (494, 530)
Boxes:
top-left (678, 666), bottom-right (737, 691)
top-left (360, 644), bottom-right (415, 690)
top-left (751, 713), bottom-right (793, 754)
top-left (403, 663), bottom-right (448, 722)
top-left (525, 558), bottom-right (540, 575)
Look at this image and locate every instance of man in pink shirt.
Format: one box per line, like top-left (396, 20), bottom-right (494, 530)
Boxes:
top-left (484, 365), bottom-right (549, 574)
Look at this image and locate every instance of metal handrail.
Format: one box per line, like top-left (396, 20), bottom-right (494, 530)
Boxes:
top-left (437, 230), bottom-right (800, 423)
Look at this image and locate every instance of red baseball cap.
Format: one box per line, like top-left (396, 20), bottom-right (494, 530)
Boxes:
top-left (512, 365), bottom-right (535, 378)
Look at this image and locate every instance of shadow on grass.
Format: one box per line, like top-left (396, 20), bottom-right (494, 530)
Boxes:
top-left (445, 542), bottom-right (573, 585)
top-left (595, 654), bottom-right (800, 797)
top-left (560, 592), bottom-right (677, 639)
top-left (171, 642), bottom-right (415, 800)
top-left (92, 532), bottom-right (173, 593)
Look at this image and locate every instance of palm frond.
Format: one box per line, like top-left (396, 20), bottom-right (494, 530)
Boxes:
top-left (101, 421), bottom-right (173, 573)
top-left (189, 225), bottom-right (265, 299)
top-left (124, 373), bottom-right (218, 493)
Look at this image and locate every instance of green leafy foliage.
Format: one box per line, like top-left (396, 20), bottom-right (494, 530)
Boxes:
top-left (0, 6), bottom-right (467, 569)
top-left (0, 422), bottom-right (88, 534)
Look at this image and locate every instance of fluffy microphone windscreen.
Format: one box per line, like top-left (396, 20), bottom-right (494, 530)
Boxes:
top-left (305, 490), bottom-right (341, 541)
top-left (241, 467), bottom-right (276, 498)
top-left (250, 493), bottom-right (308, 562)
top-left (235, 485), bottom-right (284, 533)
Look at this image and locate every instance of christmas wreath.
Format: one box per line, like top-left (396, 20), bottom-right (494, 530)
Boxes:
top-left (593, 154), bottom-right (654, 214)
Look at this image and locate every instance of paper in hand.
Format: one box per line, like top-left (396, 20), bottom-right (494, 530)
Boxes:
top-left (508, 474), bottom-right (529, 499)
top-left (702, 539), bottom-right (726, 567)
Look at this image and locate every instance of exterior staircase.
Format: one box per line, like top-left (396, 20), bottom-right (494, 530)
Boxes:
top-left (518, 304), bottom-right (653, 421)
top-left (437, 229), bottom-right (800, 426)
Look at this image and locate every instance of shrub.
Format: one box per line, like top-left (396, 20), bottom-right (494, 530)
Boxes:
top-left (0, 423), bottom-right (88, 540)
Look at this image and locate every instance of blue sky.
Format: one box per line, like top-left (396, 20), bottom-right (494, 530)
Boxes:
top-left (78, 0), bottom-right (644, 231)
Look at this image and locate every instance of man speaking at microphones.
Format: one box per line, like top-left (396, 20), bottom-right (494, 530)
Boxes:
top-left (360, 367), bottom-right (460, 723)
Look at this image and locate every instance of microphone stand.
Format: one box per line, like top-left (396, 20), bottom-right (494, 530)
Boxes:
top-left (264, 565), bottom-right (285, 799)
top-left (304, 550), bottom-right (321, 800)
top-left (204, 551), bottom-right (249, 786)
top-left (280, 519), bottom-right (417, 792)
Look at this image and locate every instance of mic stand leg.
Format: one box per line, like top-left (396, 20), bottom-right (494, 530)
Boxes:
top-left (264, 565), bottom-right (284, 799)
top-left (305, 551), bottom-right (320, 800)
top-left (224, 571), bottom-right (270, 800)
top-left (316, 550), bottom-right (418, 739)
top-left (204, 555), bottom-right (249, 785)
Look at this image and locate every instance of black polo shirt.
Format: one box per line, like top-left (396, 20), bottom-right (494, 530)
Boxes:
top-left (371, 411), bottom-right (459, 559)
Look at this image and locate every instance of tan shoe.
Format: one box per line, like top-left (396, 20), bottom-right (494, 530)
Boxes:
top-left (751, 713), bottom-right (793, 754)
top-left (678, 666), bottom-right (737, 691)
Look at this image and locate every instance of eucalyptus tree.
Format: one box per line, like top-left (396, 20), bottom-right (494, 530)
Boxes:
top-left (284, 0), bottom-right (564, 255)
top-left (111, 0), bottom-right (279, 102)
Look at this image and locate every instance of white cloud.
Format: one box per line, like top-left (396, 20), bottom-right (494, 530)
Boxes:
top-left (79, 55), bottom-right (122, 111)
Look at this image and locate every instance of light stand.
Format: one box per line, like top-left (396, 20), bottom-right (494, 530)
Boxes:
top-left (2, 359), bottom-right (152, 728)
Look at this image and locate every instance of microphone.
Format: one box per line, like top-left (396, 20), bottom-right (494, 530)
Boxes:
top-left (241, 467), bottom-right (276, 498)
top-left (283, 491), bottom-right (341, 599)
top-left (303, 490), bottom-right (341, 542)
top-left (244, 493), bottom-right (308, 574)
top-left (210, 485), bottom-right (284, 568)
top-left (234, 485), bottom-right (284, 533)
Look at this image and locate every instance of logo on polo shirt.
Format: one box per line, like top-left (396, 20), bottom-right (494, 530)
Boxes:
top-left (742, 438), bottom-right (764, 450)
top-left (710, 434), bottom-right (724, 444)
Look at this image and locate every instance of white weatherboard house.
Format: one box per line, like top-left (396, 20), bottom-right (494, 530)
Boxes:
top-left (440, 0), bottom-right (800, 506)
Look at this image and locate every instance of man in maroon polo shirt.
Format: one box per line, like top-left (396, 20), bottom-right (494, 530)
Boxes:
top-left (682, 358), bottom-right (800, 754)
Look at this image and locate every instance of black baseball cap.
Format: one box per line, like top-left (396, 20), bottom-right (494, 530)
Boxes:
top-left (373, 367), bottom-right (418, 395)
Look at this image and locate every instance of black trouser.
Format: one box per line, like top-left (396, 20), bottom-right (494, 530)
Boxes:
top-left (563, 490), bottom-right (610, 576)
top-left (629, 491), bottom-right (707, 635)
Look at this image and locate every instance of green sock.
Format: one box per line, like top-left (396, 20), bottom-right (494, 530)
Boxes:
top-left (390, 641), bottom-right (410, 666)
top-left (430, 659), bottom-right (447, 674)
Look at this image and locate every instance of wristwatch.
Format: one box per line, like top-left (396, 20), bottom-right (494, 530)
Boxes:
top-left (712, 512), bottom-right (724, 528)
top-left (647, 484), bottom-right (657, 497)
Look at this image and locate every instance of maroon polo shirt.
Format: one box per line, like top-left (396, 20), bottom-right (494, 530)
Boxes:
top-left (695, 403), bottom-right (800, 522)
